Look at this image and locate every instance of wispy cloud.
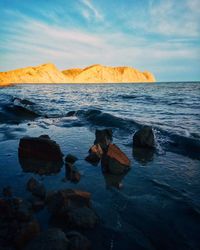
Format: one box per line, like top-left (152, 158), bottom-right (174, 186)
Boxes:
top-left (79, 0), bottom-right (103, 21)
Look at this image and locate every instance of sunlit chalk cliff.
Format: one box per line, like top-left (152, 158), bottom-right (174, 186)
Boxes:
top-left (0, 63), bottom-right (70, 85)
top-left (0, 63), bottom-right (155, 85)
top-left (63, 64), bottom-right (155, 83)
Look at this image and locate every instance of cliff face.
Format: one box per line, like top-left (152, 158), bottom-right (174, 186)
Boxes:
top-left (0, 63), bottom-right (70, 84)
top-left (0, 63), bottom-right (155, 85)
top-left (63, 64), bottom-right (155, 83)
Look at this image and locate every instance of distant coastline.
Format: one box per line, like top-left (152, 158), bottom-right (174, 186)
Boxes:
top-left (0, 63), bottom-right (155, 86)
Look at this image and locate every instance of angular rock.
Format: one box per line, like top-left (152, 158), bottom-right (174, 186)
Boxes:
top-left (18, 135), bottom-right (63, 161)
top-left (133, 126), bottom-right (155, 148)
top-left (27, 177), bottom-right (46, 199)
top-left (101, 144), bottom-right (131, 175)
top-left (85, 144), bottom-right (103, 165)
top-left (18, 135), bottom-right (63, 175)
top-left (67, 231), bottom-right (91, 250)
top-left (94, 129), bottom-right (112, 149)
top-left (25, 228), bottom-right (69, 250)
top-left (67, 207), bottom-right (98, 229)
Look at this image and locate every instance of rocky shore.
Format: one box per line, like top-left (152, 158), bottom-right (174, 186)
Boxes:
top-left (0, 125), bottom-right (155, 250)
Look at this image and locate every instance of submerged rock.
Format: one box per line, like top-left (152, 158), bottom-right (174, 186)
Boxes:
top-left (2, 186), bottom-right (12, 197)
top-left (101, 144), bottom-right (131, 175)
top-left (18, 135), bottom-right (63, 175)
top-left (67, 207), bottom-right (99, 229)
top-left (132, 147), bottom-right (154, 165)
top-left (27, 177), bottom-right (46, 199)
top-left (25, 228), bottom-right (69, 250)
top-left (47, 189), bottom-right (91, 215)
top-left (133, 126), bottom-right (155, 148)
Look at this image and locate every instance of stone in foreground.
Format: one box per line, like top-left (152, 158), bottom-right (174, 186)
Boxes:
top-left (101, 144), bottom-right (131, 175)
top-left (133, 126), bottom-right (155, 148)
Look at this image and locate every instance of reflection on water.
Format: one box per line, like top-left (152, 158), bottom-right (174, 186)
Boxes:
top-left (19, 157), bottom-right (63, 175)
top-left (132, 147), bottom-right (154, 165)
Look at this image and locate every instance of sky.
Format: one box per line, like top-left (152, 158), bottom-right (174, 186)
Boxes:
top-left (0, 0), bottom-right (200, 81)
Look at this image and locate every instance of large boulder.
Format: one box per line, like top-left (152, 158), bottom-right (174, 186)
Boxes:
top-left (25, 228), bottom-right (69, 250)
top-left (101, 144), bottom-right (131, 175)
top-left (67, 207), bottom-right (99, 229)
top-left (133, 126), bottom-right (155, 148)
top-left (18, 135), bottom-right (63, 175)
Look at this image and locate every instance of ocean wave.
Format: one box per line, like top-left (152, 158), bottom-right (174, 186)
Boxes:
top-left (0, 96), bottom-right (39, 123)
top-left (65, 108), bottom-right (200, 160)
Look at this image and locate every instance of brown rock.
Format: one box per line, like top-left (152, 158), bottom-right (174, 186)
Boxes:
top-left (65, 163), bottom-right (81, 183)
top-left (26, 177), bottom-right (46, 199)
top-left (101, 144), bottom-right (131, 175)
top-left (85, 144), bottom-right (103, 165)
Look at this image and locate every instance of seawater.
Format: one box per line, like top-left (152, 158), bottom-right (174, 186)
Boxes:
top-left (0, 82), bottom-right (200, 250)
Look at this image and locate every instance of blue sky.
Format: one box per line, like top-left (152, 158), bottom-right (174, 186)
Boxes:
top-left (0, 0), bottom-right (200, 81)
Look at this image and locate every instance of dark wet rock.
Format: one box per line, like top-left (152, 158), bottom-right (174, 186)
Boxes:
top-left (19, 135), bottom-right (63, 161)
top-left (0, 198), bottom-right (13, 219)
top-left (65, 154), bottom-right (78, 164)
top-left (27, 177), bottom-right (46, 199)
top-left (47, 189), bottom-right (91, 215)
top-left (94, 129), bottom-right (112, 149)
top-left (67, 231), bottom-right (91, 250)
top-left (14, 220), bottom-right (40, 249)
top-left (67, 207), bottom-right (99, 229)
top-left (66, 111), bottom-right (76, 117)
top-left (18, 135), bottom-right (63, 175)
top-left (85, 144), bottom-right (103, 165)
top-left (65, 163), bottom-right (81, 183)
top-left (13, 98), bottom-right (35, 106)
top-left (25, 228), bottom-right (69, 250)
top-left (133, 126), bottom-right (155, 148)
top-left (2, 186), bottom-right (12, 197)
top-left (132, 147), bottom-right (154, 165)
top-left (101, 144), bottom-right (131, 175)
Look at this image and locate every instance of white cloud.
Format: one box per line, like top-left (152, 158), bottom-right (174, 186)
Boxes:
top-left (79, 0), bottom-right (103, 21)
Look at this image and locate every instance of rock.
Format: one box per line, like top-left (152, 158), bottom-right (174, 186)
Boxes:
top-left (26, 177), bottom-right (46, 199)
top-left (47, 189), bottom-right (91, 215)
top-left (66, 111), bottom-right (76, 117)
top-left (14, 220), bottom-right (40, 249)
top-left (94, 129), bottom-right (112, 149)
top-left (18, 135), bottom-right (63, 175)
top-left (103, 173), bottom-right (125, 189)
top-left (132, 147), bottom-right (154, 165)
top-left (2, 186), bottom-right (12, 197)
top-left (65, 163), bottom-right (81, 183)
top-left (85, 144), bottom-right (103, 165)
top-left (67, 231), bottom-right (91, 250)
top-left (65, 154), bottom-right (78, 164)
top-left (67, 207), bottom-right (99, 229)
top-left (18, 135), bottom-right (63, 161)
top-left (133, 126), bottom-right (155, 148)
top-left (101, 144), bottom-right (131, 175)
top-left (25, 228), bottom-right (69, 250)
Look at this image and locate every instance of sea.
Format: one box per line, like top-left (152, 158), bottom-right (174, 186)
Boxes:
top-left (0, 82), bottom-right (200, 250)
